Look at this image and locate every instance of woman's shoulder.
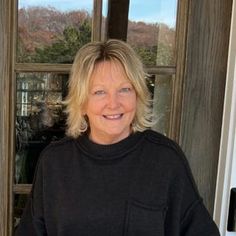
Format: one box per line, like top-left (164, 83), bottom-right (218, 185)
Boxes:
top-left (142, 129), bottom-right (193, 175)
top-left (143, 129), bottom-right (183, 154)
top-left (43, 136), bottom-right (74, 150)
top-left (38, 136), bottom-right (77, 163)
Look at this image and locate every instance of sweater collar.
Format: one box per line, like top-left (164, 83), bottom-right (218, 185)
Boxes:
top-left (76, 131), bottom-right (144, 160)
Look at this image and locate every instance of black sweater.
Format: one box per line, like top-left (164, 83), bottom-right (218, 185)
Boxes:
top-left (15, 130), bottom-right (220, 236)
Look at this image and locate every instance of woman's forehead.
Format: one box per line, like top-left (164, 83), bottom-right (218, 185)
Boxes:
top-left (93, 59), bottom-right (124, 72)
top-left (90, 60), bottom-right (130, 84)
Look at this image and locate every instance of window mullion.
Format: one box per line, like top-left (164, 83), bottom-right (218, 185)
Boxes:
top-left (145, 66), bottom-right (176, 75)
top-left (15, 63), bottom-right (71, 73)
top-left (92, 0), bottom-right (103, 41)
top-left (13, 184), bottom-right (32, 195)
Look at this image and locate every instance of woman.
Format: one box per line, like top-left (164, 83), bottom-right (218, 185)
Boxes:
top-left (15, 39), bottom-right (220, 235)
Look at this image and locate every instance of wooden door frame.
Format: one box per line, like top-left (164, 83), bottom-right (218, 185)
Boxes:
top-left (0, 0), bottom-right (16, 235)
top-left (179, 0), bottom-right (233, 215)
top-left (0, 0), bottom-right (188, 233)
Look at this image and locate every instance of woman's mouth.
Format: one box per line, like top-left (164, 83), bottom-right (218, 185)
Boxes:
top-left (103, 114), bottom-right (123, 120)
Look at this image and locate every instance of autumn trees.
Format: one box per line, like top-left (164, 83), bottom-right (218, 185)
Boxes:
top-left (17, 7), bottom-right (175, 66)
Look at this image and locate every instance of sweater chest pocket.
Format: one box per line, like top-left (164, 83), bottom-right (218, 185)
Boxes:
top-left (124, 200), bottom-right (166, 236)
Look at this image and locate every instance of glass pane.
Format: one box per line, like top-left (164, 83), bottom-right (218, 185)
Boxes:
top-left (147, 74), bottom-right (173, 136)
top-left (15, 73), bottom-right (68, 184)
top-left (17, 0), bottom-right (93, 63)
top-left (14, 194), bottom-right (29, 232)
top-left (127, 0), bottom-right (178, 66)
top-left (101, 0), bottom-right (108, 41)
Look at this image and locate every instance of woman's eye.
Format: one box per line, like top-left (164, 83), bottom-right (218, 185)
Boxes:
top-left (119, 87), bottom-right (132, 93)
top-left (93, 90), bottom-right (106, 95)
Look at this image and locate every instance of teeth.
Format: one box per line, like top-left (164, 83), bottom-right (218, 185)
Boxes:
top-left (104, 114), bottom-right (122, 119)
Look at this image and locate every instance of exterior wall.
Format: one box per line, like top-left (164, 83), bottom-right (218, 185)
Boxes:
top-left (180, 0), bottom-right (233, 214)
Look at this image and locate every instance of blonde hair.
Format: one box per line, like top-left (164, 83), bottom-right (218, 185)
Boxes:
top-left (65, 39), bottom-right (153, 138)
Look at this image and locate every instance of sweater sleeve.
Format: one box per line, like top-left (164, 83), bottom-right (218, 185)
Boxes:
top-left (169, 142), bottom-right (220, 236)
top-left (14, 155), bottom-right (47, 236)
top-left (180, 199), bottom-right (220, 236)
top-left (14, 197), bottom-right (47, 236)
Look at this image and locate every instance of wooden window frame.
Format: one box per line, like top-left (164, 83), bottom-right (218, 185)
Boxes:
top-left (0, 0), bottom-right (189, 235)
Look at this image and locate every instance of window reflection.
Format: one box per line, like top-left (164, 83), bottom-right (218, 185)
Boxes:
top-left (127, 0), bottom-right (177, 66)
top-left (17, 1), bottom-right (93, 63)
top-left (152, 74), bottom-right (173, 136)
top-left (15, 73), bottom-right (68, 184)
top-left (14, 194), bottom-right (29, 231)
top-left (15, 72), bottom-right (172, 184)
top-left (146, 74), bottom-right (173, 136)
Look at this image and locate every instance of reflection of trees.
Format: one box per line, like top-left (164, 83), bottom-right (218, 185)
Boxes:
top-left (17, 7), bottom-right (175, 66)
top-left (133, 43), bottom-right (174, 66)
top-left (15, 73), bottom-right (67, 184)
top-left (156, 42), bottom-right (174, 65)
top-left (33, 21), bottom-right (91, 63)
top-left (128, 22), bottom-right (175, 66)
top-left (17, 7), bottom-right (92, 63)
top-left (134, 46), bottom-right (157, 65)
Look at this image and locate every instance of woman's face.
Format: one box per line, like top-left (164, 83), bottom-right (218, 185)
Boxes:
top-left (84, 60), bottom-right (137, 144)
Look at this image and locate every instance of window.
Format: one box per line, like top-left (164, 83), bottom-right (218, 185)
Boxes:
top-left (14, 0), bottom-right (103, 231)
top-left (11, 0), bottom-right (186, 233)
top-left (127, 0), bottom-right (177, 135)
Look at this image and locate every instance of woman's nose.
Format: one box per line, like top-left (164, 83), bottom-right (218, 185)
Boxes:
top-left (107, 92), bottom-right (120, 109)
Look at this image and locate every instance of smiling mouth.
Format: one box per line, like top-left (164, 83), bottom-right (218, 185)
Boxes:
top-left (103, 114), bottom-right (123, 120)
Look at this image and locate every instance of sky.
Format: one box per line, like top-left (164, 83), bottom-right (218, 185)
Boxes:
top-left (18, 0), bottom-right (177, 27)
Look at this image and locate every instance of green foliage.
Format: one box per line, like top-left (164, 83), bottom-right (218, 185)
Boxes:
top-left (156, 42), bottom-right (174, 65)
top-left (33, 20), bottom-right (91, 63)
top-left (134, 43), bottom-right (174, 66)
top-left (17, 37), bottom-right (33, 63)
top-left (134, 46), bottom-right (157, 66)
top-left (17, 6), bottom-right (174, 66)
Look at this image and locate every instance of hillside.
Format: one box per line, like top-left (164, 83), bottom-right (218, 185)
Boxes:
top-left (18, 7), bottom-right (175, 64)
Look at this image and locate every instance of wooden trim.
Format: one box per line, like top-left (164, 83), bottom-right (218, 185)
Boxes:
top-left (168, 0), bottom-right (190, 141)
top-left (15, 63), bottom-right (72, 73)
top-left (145, 66), bottom-right (176, 75)
top-left (13, 184), bottom-right (32, 195)
top-left (9, 0), bottom-right (18, 235)
top-left (106, 0), bottom-right (130, 41)
top-left (179, 0), bottom-right (232, 214)
top-left (15, 63), bottom-right (176, 75)
top-left (92, 0), bottom-right (103, 41)
top-left (0, 0), bottom-right (16, 235)
top-left (10, 3), bottom-right (17, 236)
